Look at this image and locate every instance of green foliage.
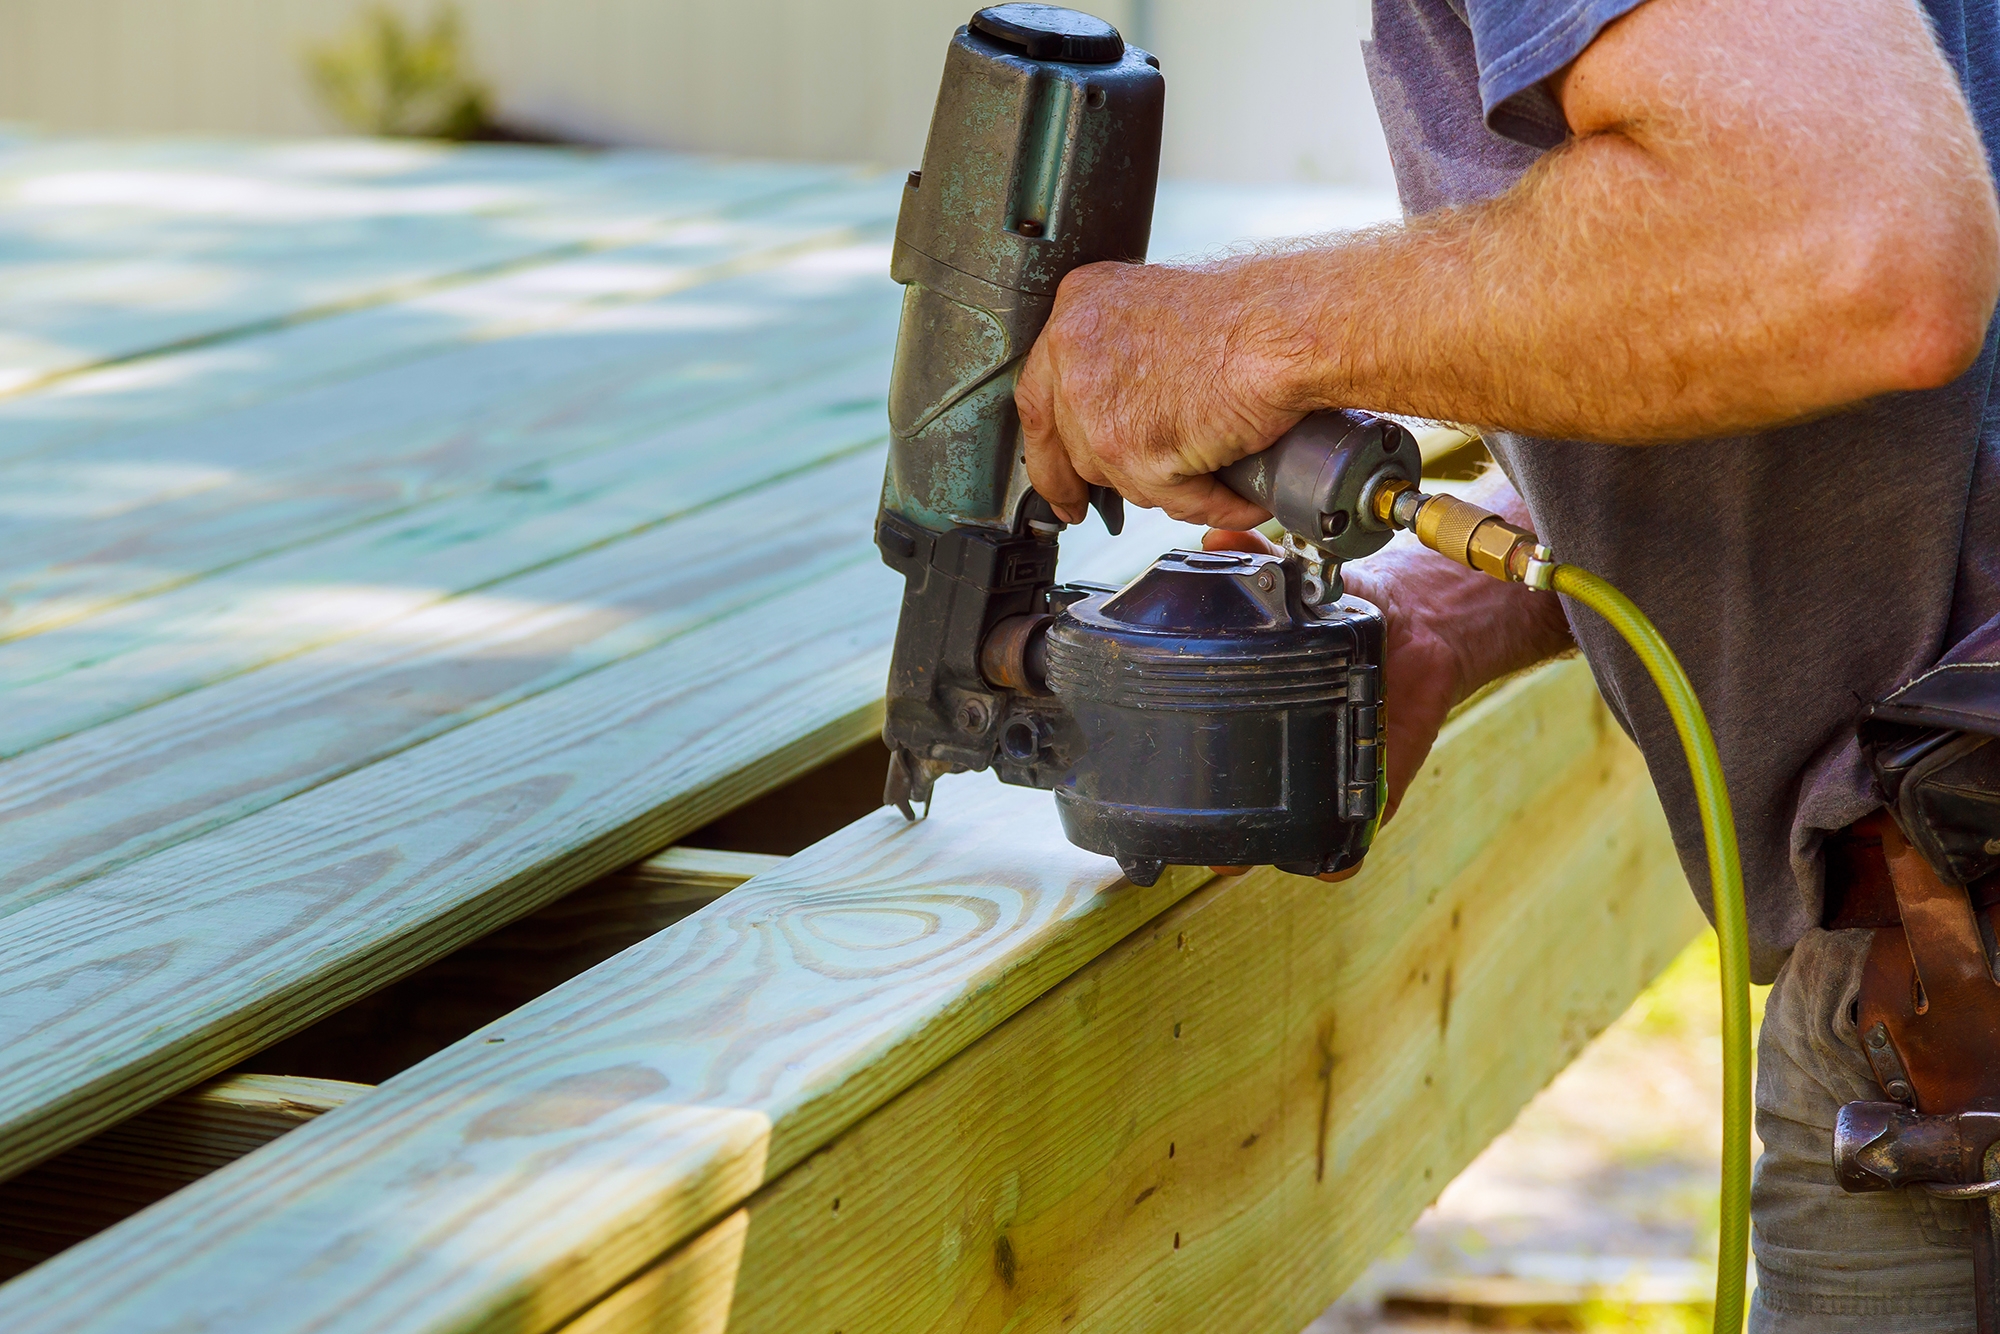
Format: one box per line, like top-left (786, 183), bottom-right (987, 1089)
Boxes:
top-left (1622, 933), bottom-right (1770, 1044)
top-left (306, 5), bottom-right (493, 140)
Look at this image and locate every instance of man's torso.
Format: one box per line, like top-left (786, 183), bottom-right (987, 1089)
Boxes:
top-left (1364, 0), bottom-right (2000, 978)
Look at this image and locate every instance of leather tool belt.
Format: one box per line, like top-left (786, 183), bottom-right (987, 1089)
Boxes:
top-left (1829, 655), bottom-right (2000, 1329)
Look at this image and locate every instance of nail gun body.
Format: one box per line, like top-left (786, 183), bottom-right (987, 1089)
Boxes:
top-left (877, 5), bottom-right (1419, 884)
top-left (877, 5), bottom-right (1161, 815)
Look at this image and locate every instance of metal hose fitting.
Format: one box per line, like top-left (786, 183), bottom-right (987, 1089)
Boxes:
top-left (1369, 479), bottom-right (1555, 590)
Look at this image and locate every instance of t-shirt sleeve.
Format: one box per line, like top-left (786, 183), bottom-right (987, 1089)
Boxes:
top-left (1461, 0), bottom-right (1652, 149)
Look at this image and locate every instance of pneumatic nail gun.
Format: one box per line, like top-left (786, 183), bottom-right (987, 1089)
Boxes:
top-left (874, 3), bottom-right (1424, 885)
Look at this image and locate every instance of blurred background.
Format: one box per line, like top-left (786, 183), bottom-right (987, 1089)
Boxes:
top-left (0, 0), bottom-right (1394, 188)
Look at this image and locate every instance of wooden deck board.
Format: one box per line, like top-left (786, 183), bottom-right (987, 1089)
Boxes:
top-left (0, 196), bottom-right (903, 646)
top-left (0, 1073), bottom-right (369, 1279)
top-left (0, 661), bottom-right (1695, 1334)
top-left (0, 568), bottom-right (900, 1181)
top-left (2, 775), bottom-right (1217, 1333)
top-left (0, 351), bottom-right (892, 758)
top-left (0, 188), bottom-right (884, 464)
top-left (0, 136), bottom-right (1689, 1325)
top-left (0, 445), bottom-right (888, 917)
top-left (0, 493), bottom-right (1195, 1181)
top-left (0, 132), bottom-right (862, 394)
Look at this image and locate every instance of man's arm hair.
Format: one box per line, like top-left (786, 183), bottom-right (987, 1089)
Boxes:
top-left (1247, 0), bottom-right (2000, 441)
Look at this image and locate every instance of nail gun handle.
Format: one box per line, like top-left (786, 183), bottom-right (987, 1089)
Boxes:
top-left (1218, 410), bottom-right (1419, 563)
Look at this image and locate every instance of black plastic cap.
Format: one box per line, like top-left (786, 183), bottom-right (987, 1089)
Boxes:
top-left (971, 4), bottom-right (1124, 63)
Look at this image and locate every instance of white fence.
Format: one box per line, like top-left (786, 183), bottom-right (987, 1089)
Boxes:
top-left (0, 0), bottom-right (1394, 186)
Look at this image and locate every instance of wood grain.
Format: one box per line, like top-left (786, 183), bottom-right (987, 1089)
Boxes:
top-left (0, 427), bottom-right (888, 918)
top-left (0, 134), bottom-right (859, 394)
top-left (0, 194), bottom-right (900, 646)
top-left (241, 847), bottom-right (784, 1085)
top-left (0, 469), bottom-right (1184, 1183)
top-left (0, 1072), bottom-right (367, 1279)
top-left (0, 660), bottom-right (1677, 1334)
top-left (0, 172), bottom-right (888, 465)
top-left (0, 565), bottom-right (899, 1183)
top-left (0, 337), bottom-right (896, 758)
top-left (0, 774), bottom-right (1212, 1333)
top-left (558, 668), bottom-right (1698, 1334)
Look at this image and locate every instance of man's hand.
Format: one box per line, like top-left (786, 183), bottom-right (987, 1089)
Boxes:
top-left (1016, 262), bottom-right (1296, 529)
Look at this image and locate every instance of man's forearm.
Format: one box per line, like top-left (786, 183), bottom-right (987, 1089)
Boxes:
top-left (1225, 0), bottom-right (1999, 443)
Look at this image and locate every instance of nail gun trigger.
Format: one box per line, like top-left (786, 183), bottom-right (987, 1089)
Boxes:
top-left (1089, 486), bottom-right (1125, 536)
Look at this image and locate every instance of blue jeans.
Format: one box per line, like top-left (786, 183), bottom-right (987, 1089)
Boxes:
top-left (1750, 928), bottom-right (1977, 1332)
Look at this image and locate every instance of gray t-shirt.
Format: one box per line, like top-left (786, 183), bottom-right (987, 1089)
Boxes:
top-left (1364, 0), bottom-right (2000, 979)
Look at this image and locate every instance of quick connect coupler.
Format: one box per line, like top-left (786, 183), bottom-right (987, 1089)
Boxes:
top-left (1367, 477), bottom-right (1557, 590)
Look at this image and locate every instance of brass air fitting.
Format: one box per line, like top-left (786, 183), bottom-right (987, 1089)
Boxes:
top-left (1373, 480), bottom-right (1556, 588)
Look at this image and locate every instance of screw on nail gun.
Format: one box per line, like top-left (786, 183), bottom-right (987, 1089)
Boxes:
top-left (873, 4), bottom-right (1535, 884)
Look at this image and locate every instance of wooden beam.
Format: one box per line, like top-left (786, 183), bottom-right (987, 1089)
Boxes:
top-left (557, 681), bottom-right (1698, 1334)
top-left (678, 742), bottom-right (891, 857)
top-left (621, 847), bottom-right (793, 900)
top-left (0, 659), bottom-right (1685, 1334)
top-left (0, 1073), bottom-right (368, 1279)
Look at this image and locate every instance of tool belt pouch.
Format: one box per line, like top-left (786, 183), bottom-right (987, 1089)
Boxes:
top-left (1862, 661), bottom-right (2000, 889)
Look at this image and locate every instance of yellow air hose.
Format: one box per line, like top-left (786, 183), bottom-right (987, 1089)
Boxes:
top-left (1552, 564), bottom-right (1751, 1334)
top-left (1372, 480), bottom-right (1753, 1333)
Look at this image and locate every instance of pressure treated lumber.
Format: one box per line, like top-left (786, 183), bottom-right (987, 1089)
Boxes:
top-left (0, 425), bottom-right (889, 917)
top-left (0, 570), bottom-right (896, 1182)
top-left (245, 847), bottom-right (784, 1085)
top-left (0, 172), bottom-right (1383, 657)
top-left (0, 196), bottom-right (901, 647)
top-left (619, 847), bottom-right (791, 899)
top-left (0, 329), bottom-right (898, 759)
top-left (0, 502), bottom-right (1183, 1183)
top-left (0, 659), bottom-right (1690, 1334)
top-left (0, 776), bottom-right (1211, 1333)
top-left (556, 670), bottom-right (1699, 1334)
top-left (0, 134), bottom-right (857, 394)
top-left (0, 1073), bottom-right (367, 1278)
top-left (0, 173), bottom-right (894, 469)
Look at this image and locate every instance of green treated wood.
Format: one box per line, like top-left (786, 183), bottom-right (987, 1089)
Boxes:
top-left (242, 846), bottom-right (787, 1085)
top-left (6, 778), bottom-right (1212, 1333)
top-left (0, 1072), bottom-right (368, 1279)
top-left (0, 143), bottom-right (1408, 1308)
top-left (0, 132), bottom-right (864, 394)
top-left (0, 197), bottom-right (904, 644)
top-left (0, 178), bottom-right (896, 463)
top-left (0, 175), bottom-right (1393, 661)
top-left (0, 447), bottom-right (884, 916)
top-left (0, 661), bottom-right (1667, 1334)
top-left (0, 570), bottom-right (900, 1183)
top-left (0, 494), bottom-right (1196, 1182)
top-left (0, 354), bottom-right (895, 759)
top-left (0, 167), bottom-right (1376, 923)
top-left (554, 680), bottom-right (1690, 1334)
